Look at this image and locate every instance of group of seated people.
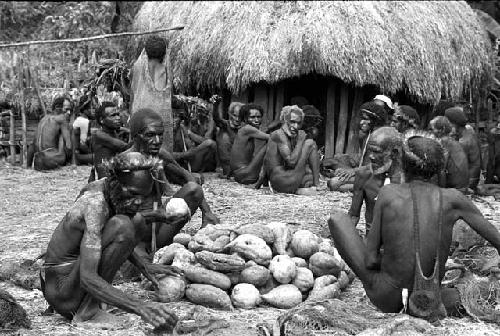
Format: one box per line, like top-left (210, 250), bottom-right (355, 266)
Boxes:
top-left (36, 87), bottom-right (500, 331)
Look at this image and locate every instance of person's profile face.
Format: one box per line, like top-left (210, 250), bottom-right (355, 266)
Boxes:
top-left (229, 106), bottom-right (242, 129)
top-left (359, 112), bottom-right (372, 133)
top-left (390, 115), bottom-right (405, 133)
top-left (101, 107), bottom-right (122, 130)
top-left (284, 112), bottom-right (303, 137)
top-left (63, 100), bottom-right (72, 114)
top-left (247, 109), bottom-right (262, 128)
top-left (138, 120), bottom-right (164, 155)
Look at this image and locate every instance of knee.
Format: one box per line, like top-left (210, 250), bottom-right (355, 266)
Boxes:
top-left (305, 139), bottom-right (317, 150)
top-left (185, 181), bottom-right (203, 200)
top-left (328, 210), bottom-right (348, 232)
top-left (107, 215), bottom-right (135, 242)
top-left (205, 139), bottom-right (216, 150)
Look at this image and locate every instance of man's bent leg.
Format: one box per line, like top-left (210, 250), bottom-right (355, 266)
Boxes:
top-left (74, 215), bottom-right (137, 322)
top-left (233, 145), bottom-right (267, 184)
top-left (217, 132), bottom-right (232, 177)
top-left (270, 139), bottom-right (315, 193)
top-left (328, 209), bottom-right (402, 313)
top-left (188, 140), bottom-right (217, 173)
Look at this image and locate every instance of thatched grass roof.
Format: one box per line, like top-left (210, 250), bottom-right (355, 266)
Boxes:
top-left (133, 1), bottom-right (492, 103)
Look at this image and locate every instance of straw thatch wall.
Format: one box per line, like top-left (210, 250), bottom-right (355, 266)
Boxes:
top-left (133, 1), bottom-right (492, 104)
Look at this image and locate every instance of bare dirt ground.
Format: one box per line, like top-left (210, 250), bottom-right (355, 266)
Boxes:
top-left (1, 162), bottom-right (500, 335)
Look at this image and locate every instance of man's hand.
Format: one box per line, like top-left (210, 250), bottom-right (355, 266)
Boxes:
top-left (148, 264), bottom-right (184, 278)
top-left (297, 130), bottom-right (307, 143)
top-left (137, 302), bottom-right (178, 330)
top-left (335, 168), bottom-right (355, 182)
top-left (139, 208), bottom-right (168, 223)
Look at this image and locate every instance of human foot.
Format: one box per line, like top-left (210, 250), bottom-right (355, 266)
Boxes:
top-left (73, 309), bottom-right (132, 330)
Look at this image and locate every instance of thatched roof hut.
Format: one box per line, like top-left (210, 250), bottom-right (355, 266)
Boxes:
top-left (134, 1), bottom-right (493, 156)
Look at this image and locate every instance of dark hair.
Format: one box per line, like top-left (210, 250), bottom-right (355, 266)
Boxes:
top-left (240, 103), bottom-right (264, 123)
top-left (52, 97), bottom-right (67, 111)
top-left (96, 101), bottom-right (117, 124)
top-left (403, 136), bottom-right (444, 180)
top-left (359, 101), bottom-right (387, 128)
top-left (429, 116), bottom-right (452, 136)
top-left (77, 95), bottom-right (92, 114)
top-left (145, 35), bottom-right (167, 61)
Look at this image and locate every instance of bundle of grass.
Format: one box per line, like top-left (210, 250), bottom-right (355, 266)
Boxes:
top-left (0, 288), bottom-right (31, 331)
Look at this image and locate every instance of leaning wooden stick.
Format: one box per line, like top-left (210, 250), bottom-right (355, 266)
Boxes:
top-left (180, 127), bottom-right (192, 173)
top-left (151, 201), bottom-right (158, 257)
top-left (0, 26), bottom-right (184, 49)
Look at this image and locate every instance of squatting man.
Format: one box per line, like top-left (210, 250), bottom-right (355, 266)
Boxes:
top-left (41, 151), bottom-right (191, 330)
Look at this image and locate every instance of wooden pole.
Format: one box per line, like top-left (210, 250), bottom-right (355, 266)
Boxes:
top-left (335, 85), bottom-right (349, 154)
top-left (346, 87), bottom-right (363, 154)
top-left (0, 26), bottom-right (185, 49)
top-left (8, 109), bottom-right (15, 164)
top-left (325, 80), bottom-right (336, 158)
top-left (18, 54), bottom-right (27, 167)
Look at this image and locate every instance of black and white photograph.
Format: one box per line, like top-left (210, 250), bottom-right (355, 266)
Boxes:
top-left (1, 1), bottom-right (500, 335)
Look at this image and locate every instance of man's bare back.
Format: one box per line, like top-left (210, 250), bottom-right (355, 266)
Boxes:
top-left (329, 132), bottom-right (500, 317)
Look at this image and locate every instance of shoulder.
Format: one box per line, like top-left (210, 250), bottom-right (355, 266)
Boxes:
top-left (270, 129), bottom-right (284, 141)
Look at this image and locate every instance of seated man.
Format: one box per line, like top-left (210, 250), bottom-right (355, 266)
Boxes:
top-left (445, 107), bottom-right (481, 191)
top-left (72, 95), bottom-right (97, 165)
top-left (259, 105), bottom-right (320, 194)
top-left (373, 94), bottom-right (394, 117)
top-left (42, 151), bottom-right (183, 329)
top-left (172, 98), bottom-right (217, 173)
top-left (348, 127), bottom-right (402, 233)
top-left (301, 105), bottom-right (323, 141)
top-left (329, 130), bottom-right (500, 321)
top-left (27, 97), bottom-right (72, 170)
top-left (230, 103), bottom-right (271, 184)
top-left (91, 102), bottom-right (131, 180)
top-left (323, 101), bottom-right (387, 191)
top-left (390, 105), bottom-right (420, 133)
top-left (429, 116), bottom-right (469, 191)
top-left (126, 108), bottom-right (219, 228)
top-left (214, 99), bottom-right (244, 178)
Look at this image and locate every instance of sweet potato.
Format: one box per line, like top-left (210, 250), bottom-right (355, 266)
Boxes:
top-left (180, 265), bottom-right (231, 290)
top-left (240, 265), bottom-right (270, 287)
top-left (195, 251), bottom-right (246, 272)
top-left (233, 224), bottom-right (274, 244)
top-left (185, 284), bottom-right (232, 310)
top-left (261, 284), bottom-right (302, 309)
top-left (266, 222), bottom-right (291, 255)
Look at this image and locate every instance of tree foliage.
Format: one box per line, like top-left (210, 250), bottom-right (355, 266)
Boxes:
top-left (0, 2), bottom-right (143, 90)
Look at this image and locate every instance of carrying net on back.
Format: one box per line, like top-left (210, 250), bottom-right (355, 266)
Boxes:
top-left (131, 49), bottom-right (173, 151)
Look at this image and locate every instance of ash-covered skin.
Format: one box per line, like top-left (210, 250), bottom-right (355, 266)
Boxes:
top-left (42, 153), bottom-right (183, 330)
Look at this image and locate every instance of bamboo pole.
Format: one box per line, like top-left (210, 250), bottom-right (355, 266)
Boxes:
top-left (0, 26), bottom-right (185, 49)
top-left (18, 54), bottom-right (27, 167)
